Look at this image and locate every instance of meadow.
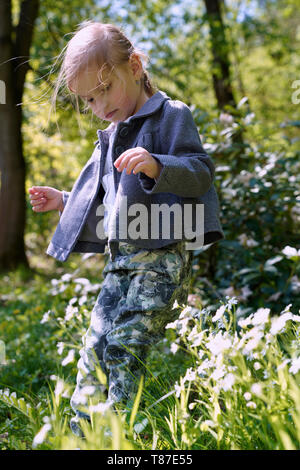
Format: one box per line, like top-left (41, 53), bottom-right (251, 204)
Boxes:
top-left (0, 0), bottom-right (299, 450)
top-left (0, 240), bottom-right (299, 449)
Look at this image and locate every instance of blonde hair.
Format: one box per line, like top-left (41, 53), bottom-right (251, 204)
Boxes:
top-left (51, 21), bottom-right (157, 121)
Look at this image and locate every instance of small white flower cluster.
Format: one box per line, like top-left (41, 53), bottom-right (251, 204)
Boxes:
top-left (33, 421), bottom-right (52, 448)
top-left (40, 309), bottom-right (52, 324)
top-left (167, 296), bottom-right (300, 414)
top-left (49, 273), bottom-right (73, 295)
top-left (282, 246), bottom-right (300, 259)
top-left (49, 273), bottom-right (102, 300)
top-left (165, 302), bottom-right (199, 337)
top-left (50, 375), bottom-right (70, 399)
top-left (238, 304), bottom-right (300, 338)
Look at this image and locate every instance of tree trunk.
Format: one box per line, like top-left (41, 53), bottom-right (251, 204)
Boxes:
top-left (203, 0), bottom-right (243, 283)
top-left (203, 0), bottom-right (237, 109)
top-left (203, 0), bottom-right (245, 163)
top-left (0, 0), bottom-right (39, 273)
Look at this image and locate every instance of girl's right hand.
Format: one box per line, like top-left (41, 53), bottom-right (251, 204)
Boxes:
top-left (28, 186), bottom-right (64, 212)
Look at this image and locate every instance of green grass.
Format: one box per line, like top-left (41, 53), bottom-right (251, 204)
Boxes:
top-left (0, 259), bottom-right (300, 450)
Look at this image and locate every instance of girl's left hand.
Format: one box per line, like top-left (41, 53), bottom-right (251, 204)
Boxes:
top-left (114, 147), bottom-right (162, 180)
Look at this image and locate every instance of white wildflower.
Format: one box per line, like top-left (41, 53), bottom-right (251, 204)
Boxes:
top-left (238, 234), bottom-right (253, 247)
top-left (40, 310), bottom-right (51, 324)
top-left (74, 277), bottom-right (90, 286)
top-left (33, 423), bottom-right (51, 447)
top-left (246, 401), bottom-right (257, 409)
top-left (165, 320), bottom-right (178, 330)
top-left (65, 305), bottom-right (78, 321)
top-left (174, 381), bottom-right (184, 398)
top-left (254, 362), bottom-right (261, 371)
top-left (172, 299), bottom-right (180, 310)
top-left (281, 304), bottom-right (293, 314)
top-left (282, 246), bottom-right (300, 258)
top-left (61, 273), bottom-right (72, 282)
top-left (238, 314), bottom-right (254, 329)
top-left (212, 304), bottom-right (226, 322)
top-left (251, 383), bottom-right (263, 397)
top-left (289, 357), bottom-right (300, 375)
top-left (277, 359), bottom-right (291, 371)
top-left (54, 379), bottom-right (64, 398)
top-left (212, 383), bottom-right (222, 394)
top-left (200, 420), bottom-right (217, 432)
top-left (220, 112), bottom-right (234, 125)
top-left (252, 308), bottom-right (270, 326)
top-left (206, 332), bottom-right (232, 356)
top-left (270, 312), bottom-right (293, 335)
top-left (197, 358), bottom-right (213, 376)
top-left (221, 373), bottom-right (235, 391)
top-left (170, 343), bottom-right (179, 354)
top-left (188, 327), bottom-right (207, 347)
top-left (242, 331), bottom-right (263, 354)
top-left (79, 295), bottom-right (87, 306)
top-left (198, 350), bottom-right (205, 359)
top-left (247, 239), bottom-right (259, 247)
top-left (225, 296), bottom-right (238, 309)
top-left (210, 365), bottom-right (226, 381)
top-left (61, 349), bottom-right (75, 366)
top-left (57, 342), bottom-right (65, 355)
top-left (244, 392), bottom-right (252, 401)
top-left (178, 318), bottom-right (190, 336)
top-left (179, 306), bottom-right (193, 319)
top-left (188, 402), bottom-right (197, 410)
top-left (184, 368), bottom-right (196, 382)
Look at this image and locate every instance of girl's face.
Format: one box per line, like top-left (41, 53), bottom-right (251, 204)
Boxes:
top-left (69, 54), bottom-right (150, 123)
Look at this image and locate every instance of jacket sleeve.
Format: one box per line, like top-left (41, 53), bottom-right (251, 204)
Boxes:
top-left (137, 100), bottom-right (215, 197)
top-left (58, 190), bottom-right (71, 217)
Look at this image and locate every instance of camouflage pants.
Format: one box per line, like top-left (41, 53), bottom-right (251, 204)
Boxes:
top-left (70, 240), bottom-right (193, 430)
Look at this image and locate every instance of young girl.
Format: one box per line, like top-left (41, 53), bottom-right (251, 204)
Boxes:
top-left (28, 21), bottom-right (224, 436)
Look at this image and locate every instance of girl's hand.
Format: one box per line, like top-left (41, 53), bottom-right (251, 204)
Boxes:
top-left (28, 186), bottom-right (64, 212)
top-left (114, 147), bottom-right (163, 180)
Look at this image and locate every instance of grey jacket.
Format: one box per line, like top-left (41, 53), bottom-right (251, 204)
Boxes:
top-left (46, 90), bottom-right (224, 262)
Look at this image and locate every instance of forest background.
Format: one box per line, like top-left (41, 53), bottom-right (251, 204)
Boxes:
top-left (0, 0), bottom-right (299, 451)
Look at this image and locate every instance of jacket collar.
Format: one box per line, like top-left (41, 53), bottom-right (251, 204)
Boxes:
top-left (125, 89), bottom-right (170, 122)
top-left (96, 90), bottom-right (170, 141)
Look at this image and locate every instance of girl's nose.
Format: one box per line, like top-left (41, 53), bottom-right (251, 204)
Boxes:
top-left (92, 103), bottom-right (103, 117)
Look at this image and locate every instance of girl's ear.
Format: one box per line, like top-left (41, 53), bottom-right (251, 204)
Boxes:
top-left (129, 53), bottom-right (143, 79)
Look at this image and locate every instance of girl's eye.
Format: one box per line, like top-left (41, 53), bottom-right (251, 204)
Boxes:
top-left (100, 84), bottom-right (111, 94)
top-left (86, 84), bottom-right (111, 103)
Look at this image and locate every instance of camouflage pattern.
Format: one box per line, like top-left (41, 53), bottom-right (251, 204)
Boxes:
top-left (70, 240), bottom-right (193, 435)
